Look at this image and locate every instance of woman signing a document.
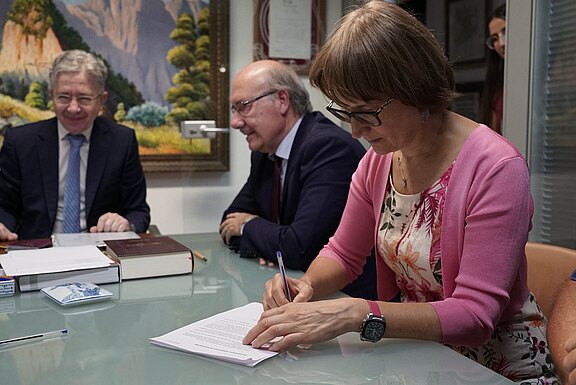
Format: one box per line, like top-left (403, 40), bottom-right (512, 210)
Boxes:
top-left (243, 2), bottom-right (558, 384)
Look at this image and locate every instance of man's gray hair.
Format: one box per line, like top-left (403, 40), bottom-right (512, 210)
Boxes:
top-left (49, 50), bottom-right (108, 93)
top-left (267, 63), bottom-right (312, 116)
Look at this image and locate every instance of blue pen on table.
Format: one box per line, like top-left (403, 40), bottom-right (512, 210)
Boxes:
top-left (0, 329), bottom-right (68, 348)
top-left (276, 251), bottom-right (292, 301)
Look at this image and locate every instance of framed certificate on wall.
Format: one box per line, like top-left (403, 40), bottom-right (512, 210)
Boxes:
top-left (253, 0), bottom-right (326, 75)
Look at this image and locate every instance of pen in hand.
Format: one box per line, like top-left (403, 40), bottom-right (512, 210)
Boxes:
top-left (0, 329), bottom-right (68, 348)
top-left (276, 251), bottom-right (292, 301)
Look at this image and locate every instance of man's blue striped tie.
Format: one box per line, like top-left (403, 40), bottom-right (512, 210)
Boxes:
top-left (62, 134), bottom-right (85, 233)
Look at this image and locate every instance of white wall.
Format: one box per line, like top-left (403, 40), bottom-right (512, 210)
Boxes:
top-left (502, 0), bottom-right (531, 156)
top-left (145, 0), bottom-right (343, 235)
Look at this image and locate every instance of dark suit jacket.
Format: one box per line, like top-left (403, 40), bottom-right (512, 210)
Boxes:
top-left (0, 117), bottom-right (150, 239)
top-left (222, 111), bottom-right (376, 299)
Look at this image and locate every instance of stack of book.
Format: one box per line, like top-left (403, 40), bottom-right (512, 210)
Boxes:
top-left (0, 245), bottom-right (120, 292)
top-left (0, 235), bottom-right (194, 291)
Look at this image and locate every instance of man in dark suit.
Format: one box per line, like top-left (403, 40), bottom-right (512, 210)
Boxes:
top-left (0, 50), bottom-right (150, 241)
top-left (220, 60), bottom-right (375, 298)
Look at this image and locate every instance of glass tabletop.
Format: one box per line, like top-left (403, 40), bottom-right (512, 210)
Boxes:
top-left (0, 233), bottom-right (513, 385)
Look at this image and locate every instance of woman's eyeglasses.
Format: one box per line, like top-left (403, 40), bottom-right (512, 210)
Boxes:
top-left (486, 28), bottom-right (506, 50)
top-left (326, 97), bottom-right (394, 126)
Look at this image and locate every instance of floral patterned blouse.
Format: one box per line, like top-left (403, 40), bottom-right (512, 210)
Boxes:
top-left (377, 163), bottom-right (559, 384)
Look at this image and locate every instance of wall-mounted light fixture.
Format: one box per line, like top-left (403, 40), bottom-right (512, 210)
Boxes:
top-left (180, 120), bottom-right (230, 139)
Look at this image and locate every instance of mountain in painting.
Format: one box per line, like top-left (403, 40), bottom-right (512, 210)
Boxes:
top-left (0, 0), bottom-right (208, 105)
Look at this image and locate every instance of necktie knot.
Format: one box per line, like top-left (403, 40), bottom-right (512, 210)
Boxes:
top-left (67, 134), bottom-right (85, 148)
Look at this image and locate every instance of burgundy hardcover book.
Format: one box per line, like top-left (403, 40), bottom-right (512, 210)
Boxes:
top-left (1, 238), bottom-right (53, 252)
top-left (104, 236), bottom-right (193, 280)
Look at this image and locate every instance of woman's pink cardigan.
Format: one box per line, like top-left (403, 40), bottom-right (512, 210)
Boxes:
top-left (320, 125), bottom-right (533, 346)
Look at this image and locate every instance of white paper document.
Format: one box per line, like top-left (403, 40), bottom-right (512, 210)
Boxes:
top-left (53, 232), bottom-right (140, 247)
top-left (0, 245), bottom-right (112, 276)
top-left (150, 302), bottom-right (278, 367)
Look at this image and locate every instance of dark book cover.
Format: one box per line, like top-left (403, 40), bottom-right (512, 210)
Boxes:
top-left (1, 238), bottom-right (53, 252)
top-left (104, 236), bottom-right (191, 259)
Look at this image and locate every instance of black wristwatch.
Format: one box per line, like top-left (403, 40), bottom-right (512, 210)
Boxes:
top-left (360, 300), bottom-right (386, 342)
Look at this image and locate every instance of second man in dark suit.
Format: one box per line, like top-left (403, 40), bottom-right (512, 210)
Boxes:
top-left (220, 60), bottom-right (375, 298)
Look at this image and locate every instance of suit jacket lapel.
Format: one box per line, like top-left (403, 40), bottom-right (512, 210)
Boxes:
top-left (85, 118), bottom-right (111, 216)
top-left (282, 113), bottom-right (312, 214)
top-left (285, 113), bottom-right (311, 180)
top-left (37, 119), bottom-right (60, 225)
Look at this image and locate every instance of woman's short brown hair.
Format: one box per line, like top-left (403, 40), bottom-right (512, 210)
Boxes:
top-left (310, 1), bottom-right (455, 113)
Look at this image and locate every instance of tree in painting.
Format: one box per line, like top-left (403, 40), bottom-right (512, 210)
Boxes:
top-left (165, 8), bottom-right (212, 124)
top-left (24, 81), bottom-right (47, 110)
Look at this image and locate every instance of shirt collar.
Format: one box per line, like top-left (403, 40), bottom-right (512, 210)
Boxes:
top-left (58, 121), bottom-right (94, 142)
top-left (274, 116), bottom-right (303, 161)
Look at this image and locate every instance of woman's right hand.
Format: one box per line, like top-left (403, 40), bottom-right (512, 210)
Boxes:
top-left (263, 274), bottom-right (314, 310)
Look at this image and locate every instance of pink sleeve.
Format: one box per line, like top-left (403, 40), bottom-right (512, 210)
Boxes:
top-left (431, 129), bottom-right (532, 346)
top-left (320, 151), bottom-right (384, 281)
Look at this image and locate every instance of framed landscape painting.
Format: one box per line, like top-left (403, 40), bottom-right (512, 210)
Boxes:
top-left (0, 0), bottom-right (230, 172)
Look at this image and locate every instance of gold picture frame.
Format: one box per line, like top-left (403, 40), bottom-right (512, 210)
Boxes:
top-left (143, 0), bottom-right (230, 173)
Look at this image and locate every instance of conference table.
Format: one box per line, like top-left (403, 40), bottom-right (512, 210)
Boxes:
top-left (0, 233), bottom-right (514, 385)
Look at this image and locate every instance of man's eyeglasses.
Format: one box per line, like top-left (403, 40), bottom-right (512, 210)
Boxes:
top-left (54, 93), bottom-right (102, 107)
top-left (486, 29), bottom-right (506, 50)
top-left (326, 97), bottom-right (394, 126)
top-left (230, 90), bottom-right (277, 115)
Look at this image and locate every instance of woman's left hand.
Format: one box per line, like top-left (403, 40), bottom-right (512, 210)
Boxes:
top-left (242, 297), bottom-right (365, 351)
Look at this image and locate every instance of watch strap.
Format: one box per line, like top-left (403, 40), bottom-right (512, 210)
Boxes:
top-left (367, 300), bottom-right (381, 317)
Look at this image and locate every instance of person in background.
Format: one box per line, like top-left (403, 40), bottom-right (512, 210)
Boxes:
top-left (0, 49), bottom-right (150, 241)
top-left (243, 2), bottom-right (558, 383)
top-left (480, 4), bottom-right (506, 134)
top-left (220, 60), bottom-right (376, 299)
top-left (548, 270), bottom-right (576, 385)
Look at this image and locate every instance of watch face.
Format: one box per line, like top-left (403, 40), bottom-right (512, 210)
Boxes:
top-left (362, 319), bottom-right (385, 341)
